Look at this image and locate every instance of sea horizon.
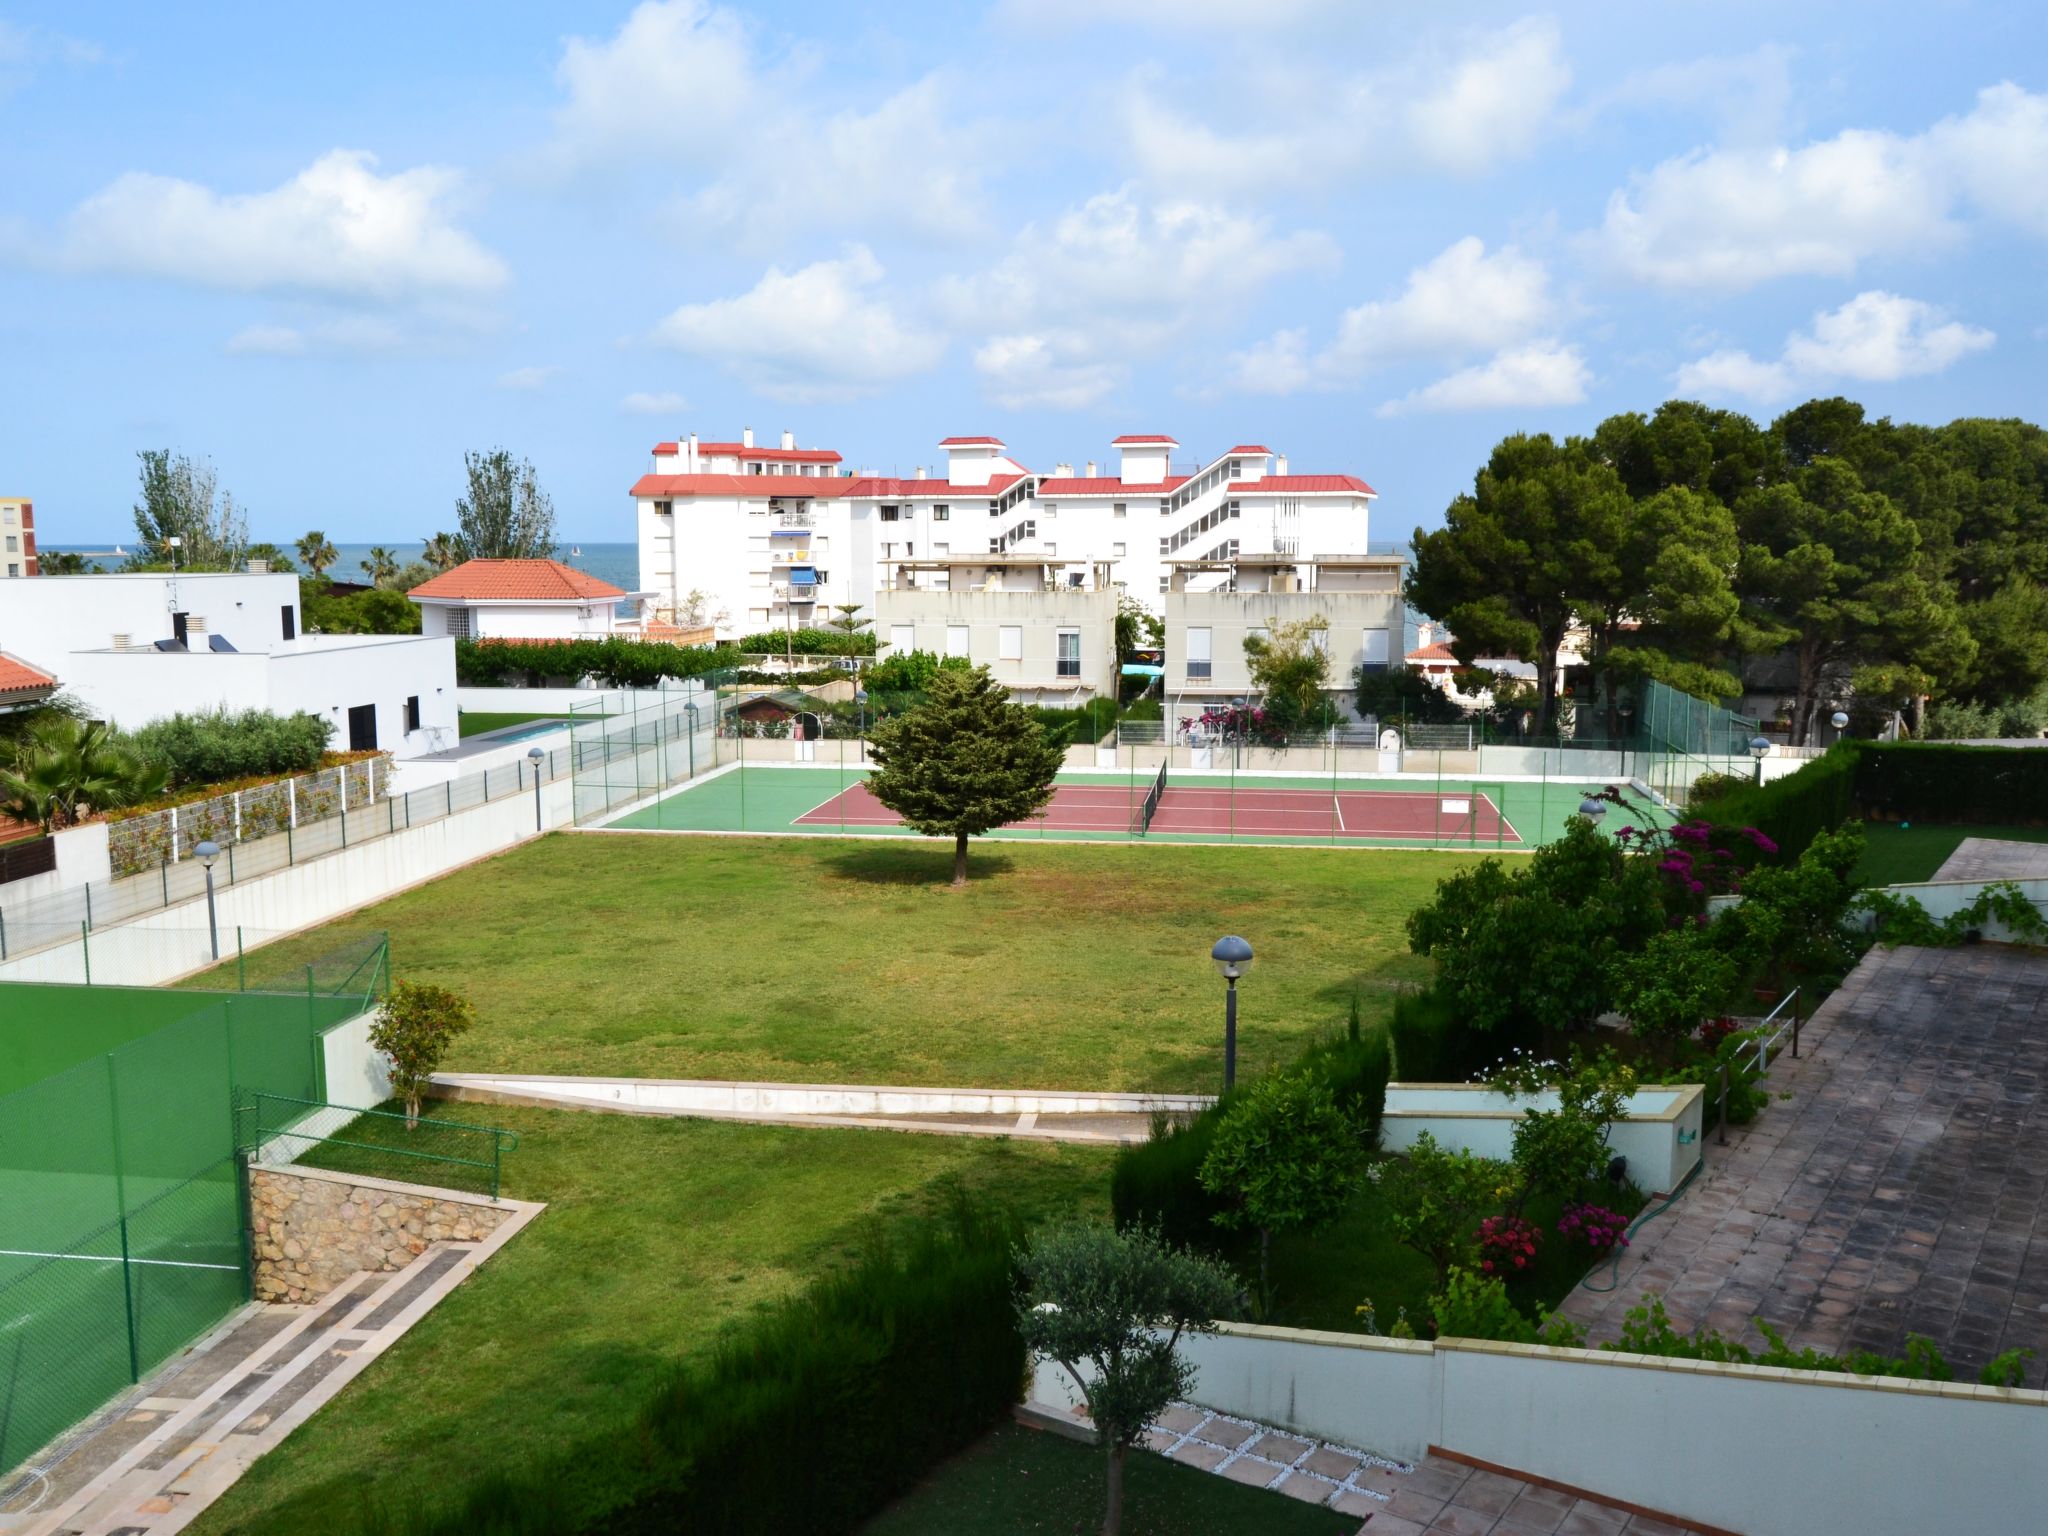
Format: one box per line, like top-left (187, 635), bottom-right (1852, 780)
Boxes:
top-left (37, 540), bottom-right (643, 592)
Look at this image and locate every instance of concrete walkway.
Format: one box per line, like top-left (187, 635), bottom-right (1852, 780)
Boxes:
top-left (432, 1071), bottom-right (1207, 1145)
top-left (0, 1197), bottom-right (541, 1536)
top-left (1562, 942), bottom-right (2048, 1384)
top-left (1931, 835), bottom-right (2048, 883)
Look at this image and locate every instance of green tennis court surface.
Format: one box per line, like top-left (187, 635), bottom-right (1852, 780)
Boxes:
top-left (601, 766), bottom-right (1671, 850)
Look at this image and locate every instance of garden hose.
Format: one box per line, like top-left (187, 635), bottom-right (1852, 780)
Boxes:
top-left (1577, 1158), bottom-right (1703, 1295)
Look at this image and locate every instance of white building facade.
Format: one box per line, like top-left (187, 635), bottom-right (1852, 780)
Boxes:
top-left (874, 558), bottom-right (1118, 705)
top-left (408, 558), bottom-right (654, 642)
top-left (0, 572), bottom-right (457, 758)
top-left (1165, 554), bottom-right (1407, 712)
top-left (632, 429), bottom-right (1381, 644)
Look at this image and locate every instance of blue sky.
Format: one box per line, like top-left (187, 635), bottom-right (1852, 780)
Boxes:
top-left (2, 1), bottom-right (2043, 546)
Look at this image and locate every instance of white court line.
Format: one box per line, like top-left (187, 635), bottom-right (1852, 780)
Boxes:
top-left (1334, 794), bottom-right (1346, 833)
top-left (0, 1249), bottom-right (239, 1272)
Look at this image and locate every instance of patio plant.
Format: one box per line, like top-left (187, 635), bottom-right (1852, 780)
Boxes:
top-left (1369, 1133), bottom-right (1513, 1287)
top-left (1489, 1049), bottom-right (1638, 1211)
top-left (0, 715), bottom-right (167, 832)
top-left (369, 981), bottom-right (477, 1127)
top-left (1198, 1068), bottom-right (1365, 1305)
top-left (1428, 1266), bottom-right (1586, 1347)
top-left (1017, 1219), bottom-right (1241, 1536)
top-left (1611, 924), bottom-right (1738, 1060)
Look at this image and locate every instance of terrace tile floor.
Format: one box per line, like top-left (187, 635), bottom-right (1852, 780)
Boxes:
top-left (1932, 836), bottom-right (2048, 883)
top-left (1563, 941), bottom-right (2048, 1384)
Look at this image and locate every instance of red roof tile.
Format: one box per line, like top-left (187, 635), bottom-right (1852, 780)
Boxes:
top-left (844, 474), bottom-right (1026, 499)
top-left (0, 652), bottom-right (58, 696)
top-left (1035, 476), bottom-right (1190, 495)
top-left (1227, 445), bottom-right (1274, 455)
top-left (1227, 474), bottom-right (1377, 496)
top-left (1111, 434), bottom-right (1178, 445)
top-left (633, 474), bottom-right (842, 499)
top-left (407, 559), bottom-right (627, 602)
top-left (938, 435), bottom-right (1007, 446)
top-left (654, 442), bottom-right (843, 463)
top-left (1407, 642), bottom-right (1458, 663)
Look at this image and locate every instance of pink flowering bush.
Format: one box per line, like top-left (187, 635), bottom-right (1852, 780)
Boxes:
top-left (1558, 1201), bottom-right (1631, 1255)
top-left (1474, 1214), bottom-right (1541, 1276)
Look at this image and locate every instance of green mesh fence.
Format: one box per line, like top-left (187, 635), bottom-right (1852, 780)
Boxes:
top-left (0, 975), bottom-right (370, 1480)
top-left (235, 1094), bottom-right (516, 1200)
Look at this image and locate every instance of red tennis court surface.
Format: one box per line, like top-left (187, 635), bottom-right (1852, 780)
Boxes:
top-left (794, 781), bottom-right (1521, 844)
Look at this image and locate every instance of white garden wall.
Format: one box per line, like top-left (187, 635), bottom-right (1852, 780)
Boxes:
top-left (1868, 877), bottom-right (2048, 942)
top-left (1380, 1083), bottom-right (1704, 1196)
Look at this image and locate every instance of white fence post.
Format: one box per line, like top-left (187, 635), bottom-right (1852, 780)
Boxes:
top-left (233, 789), bottom-right (243, 842)
top-left (288, 775), bottom-right (298, 829)
top-left (169, 805), bottom-right (180, 863)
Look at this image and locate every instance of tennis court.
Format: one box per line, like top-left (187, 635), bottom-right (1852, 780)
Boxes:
top-left (602, 765), bottom-right (1668, 849)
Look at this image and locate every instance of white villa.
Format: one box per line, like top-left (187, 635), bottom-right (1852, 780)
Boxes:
top-left (408, 559), bottom-right (658, 643)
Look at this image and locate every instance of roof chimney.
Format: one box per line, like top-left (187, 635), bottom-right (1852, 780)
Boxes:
top-left (781, 429), bottom-right (795, 450)
top-left (1275, 453), bottom-right (1288, 476)
top-left (687, 432), bottom-right (699, 472)
top-left (742, 426), bottom-right (754, 449)
top-left (1054, 462), bottom-right (1073, 477)
top-left (1085, 461), bottom-right (1097, 478)
top-left (915, 465), bottom-right (927, 480)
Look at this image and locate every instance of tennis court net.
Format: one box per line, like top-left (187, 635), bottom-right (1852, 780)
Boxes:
top-left (1132, 762), bottom-right (1168, 835)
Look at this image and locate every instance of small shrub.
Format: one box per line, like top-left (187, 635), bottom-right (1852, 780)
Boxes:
top-left (1110, 1109), bottom-right (1227, 1249)
top-left (1369, 1133), bottom-right (1513, 1286)
top-left (1199, 1069), bottom-right (1365, 1301)
top-left (369, 982), bottom-right (477, 1126)
top-left (1427, 1266), bottom-right (1585, 1347)
top-left (129, 706), bottom-right (332, 788)
top-left (1474, 1214), bottom-right (1541, 1276)
top-left (1557, 1202), bottom-right (1631, 1255)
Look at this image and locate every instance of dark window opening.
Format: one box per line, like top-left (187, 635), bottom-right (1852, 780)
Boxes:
top-left (346, 704), bottom-right (378, 752)
top-left (405, 695), bottom-right (421, 732)
top-left (172, 611), bottom-right (189, 646)
top-left (281, 605), bottom-right (297, 641)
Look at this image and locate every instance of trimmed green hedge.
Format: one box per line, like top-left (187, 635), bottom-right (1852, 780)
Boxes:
top-left (1027, 696), bottom-right (1120, 750)
top-left (456, 630), bottom-right (877, 688)
top-left (355, 1203), bottom-right (1022, 1536)
top-left (1386, 986), bottom-right (1493, 1083)
top-left (1698, 744), bottom-right (1858, 862)
top-left (128, 706), bottom-right (332, 788)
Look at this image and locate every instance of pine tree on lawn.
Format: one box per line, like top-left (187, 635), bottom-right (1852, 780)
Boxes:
top-left (865, 665), bottom-right (1063, 887)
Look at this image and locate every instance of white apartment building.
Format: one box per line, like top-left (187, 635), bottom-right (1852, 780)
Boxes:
top-left (0, 571), bottom-right (457, 758)
top-left (631, 429), bottom-right (1380, 643)
top-left (874, 557), bottom-right (1117, 705)
top-left (1164, 553), bottom-right (1406, 712)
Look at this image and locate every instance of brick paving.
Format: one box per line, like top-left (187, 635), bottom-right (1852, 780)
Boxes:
top-left (1563, 943), bottom-right (2048, 1384)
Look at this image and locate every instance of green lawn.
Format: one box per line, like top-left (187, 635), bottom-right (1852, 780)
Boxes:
top-left (456, 710), bottom-right (582, 738)
top-left (1852, 820), bottom-right (2048, 885)
top-left (201, 834), bottom-right (1471, 1092)
top-left (189, 1102), bottom-right (1113, 1534)
top-left (863, 1422), bottom-right (1354, 1535)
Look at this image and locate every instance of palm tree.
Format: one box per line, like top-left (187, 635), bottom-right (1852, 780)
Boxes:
top-left (297, 530), bottom-right (337, 578)
top-left (361, 546), bottom-right (399, 587)
top-left (421, 531), bottom-right (465, 572)
top-left (0, 718), bottom-right (167, 832)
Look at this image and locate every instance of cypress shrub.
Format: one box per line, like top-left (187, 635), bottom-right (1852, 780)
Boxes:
top-left (1110, 1106), bottom-right (1229, 1248)
top-left (1297, 1029), bottom-right (1392, 1136)
top-left (1852, 741), bottom-right (2048, 826)
top-left (1697, 743), bottom-right (1858, 861)
top-left (1387, 986), bottom-right (1490, 1082)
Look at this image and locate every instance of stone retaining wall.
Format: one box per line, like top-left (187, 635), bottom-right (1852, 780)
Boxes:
top-left (248, 1164), bottom-right (513, 1304)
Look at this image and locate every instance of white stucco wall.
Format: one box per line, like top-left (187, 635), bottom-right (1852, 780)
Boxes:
top-left (1380, 1084), bottom-right (1704, 1197)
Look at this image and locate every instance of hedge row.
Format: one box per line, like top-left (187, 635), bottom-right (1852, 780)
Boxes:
top-left (456, 630), bottom-right (877, 688)
top-left (1697, 739), bottom-right (2048, 862)
top-left (1026, 696), bottom-right (1120, 750)
top-left (1109, 1029), bottom-right (1391, 1245)
top-left (128, 706), bottom-right (332, 788)
top-left (1386, 986), bottom-right (1497, 1082)
top-left (354, 1203), bottom-right (1022, 1536)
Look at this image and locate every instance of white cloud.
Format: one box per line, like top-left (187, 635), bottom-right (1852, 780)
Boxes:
top-left (974, 335), bottom-right (1122, 410)
top-left (1404, 19), bottom-right (1572, 177)
top-left (997, 0), bottom-right (1342, 27)
top-left (1592, 81), bottom-right (2048, 290)
top-left (1231, 238), bottom-right (1555, 394)
top-left (547, 1), bottom-right (994, 244)
top-left (941, 188), bottom-right (1334, 409)
top-left (1378, 342), bottom-right (1590, 416)
top-left (224, 325), bottom-right (307, 357)
top-left (1583, 46), bottom-right (1795, 147)
top-left (1676, 290), bottom-right (1994, 404)
top-left (496, 366), bottom-right (557, 391)
top-left (621, 391), bottom-right (689, 416)
top-left (0, 19), bottom-right (102, 93)
top-left (1123, 18), bottom-right (1569, 195)
top-left (650, 246), bottom-right (941, 403)
top-left (45, 149), bottom-right (506, 303)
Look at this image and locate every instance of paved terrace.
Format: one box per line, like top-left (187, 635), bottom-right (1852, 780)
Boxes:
top-left (1564, 941), bottom-right (2048, 1384)
top-left (1933, 835), bottom-right (2048, 883)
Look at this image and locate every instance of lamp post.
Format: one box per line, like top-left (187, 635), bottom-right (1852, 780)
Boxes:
top-left (855, 688), bottom-right (869, 762)
top-left (1830, 710), bottom-right (1850, 742)
top-left (166, 534), bottom-right (182, 573)
top-left (685, 700), bottom-right (700, 779)
top-left (195, 839), bottom-right (221, 961)
top-left (527, 746), bottom-right (545, 831)
top-left (1748, 734), bottom-right (1772, 785)
top-left (1211, 935), bottom-right (1254, 1093)
top-left (1577, 795), bottom-right (1607, 827)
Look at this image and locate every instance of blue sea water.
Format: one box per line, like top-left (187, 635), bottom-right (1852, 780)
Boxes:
top-left (37, 541), bottom-right (642, 591)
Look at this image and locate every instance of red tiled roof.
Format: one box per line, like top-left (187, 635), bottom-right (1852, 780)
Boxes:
top-left (1035, 476), bottom-right (1191, 495)
top-left (407, 559), bottom-right (626, 602)
top-left (632, 474), bottom-right (842, 499)
top-left (654, 442), bottom-right (843, 463)
top-left (1227, 474), bottom-right (1377, 496)
top-left (1227, 445), bottom-right (1274, 455)
top-left (938, 435), bottom-right (1006, 447)
top-left (844, 474), bottom-right (1027, 499)
top-left (1407, 642), bottom-right (1458, 663)
top-left (0, 652), bottom-right (57, 697)
top-left (1111, 434), bottom-right (1178, 445)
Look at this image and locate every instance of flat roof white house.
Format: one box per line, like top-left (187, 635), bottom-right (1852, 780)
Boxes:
top-left (0, 571), bottom-right (457, 758)
top-left (631, 428), bottom-right (1381, 644)
top-left (407, 558), bottom-right (657, 642)
top-left (874, 557), bottom-right (1118, 705)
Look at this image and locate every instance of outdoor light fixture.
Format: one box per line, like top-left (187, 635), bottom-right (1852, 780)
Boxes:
top-left (1211, 935), bottom-right (1254, 1093)
top-left (527, 746), bottom-right (545, 831)
top-left (194, 839), bottom-right (222, 962)
top-left (855, 688), bottom-right (869, 761)
top-left (1578, 795), bottom-right (1607, 823)
top-left (1748, 734), bottom-right (1772, 784)
top-left (167, 534), bottom-right (182, 572)
top-left (1830, 710), bottom-right (1850, 733)
top-left (685, 700), bottom-right (701, 778)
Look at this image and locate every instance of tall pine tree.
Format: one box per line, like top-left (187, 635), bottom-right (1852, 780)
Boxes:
top-left (865, 666), bottom-right (1062, 886)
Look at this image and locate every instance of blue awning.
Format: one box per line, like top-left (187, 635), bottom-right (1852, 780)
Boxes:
top-left (788, 566), bottom-right (818, 583)
top-left (768, 528), bottom-right (810, 537)
top-left (1120, 663), bottom-right (1164, 677)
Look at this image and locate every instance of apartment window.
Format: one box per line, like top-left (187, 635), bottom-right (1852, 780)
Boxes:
top-left (653, 499), bottom-right (673, 516)
top-left (445, 606), bottom-right (472, 638)
top-left (1228, 459), bottom-right (1242, 476)
top-left (989, 539), bottom-right (1001, 553)
top-left (934, 542), bottom-right (950, 555)
top-left (1112, 542), bottom-right (1125, 557)
top-left (1044, 543), bottom-right (1057, 556)
top-left (750, 462), bottom-right (765, 474)
top-left (945, 624), bottom-right (970, 659)
top-left (1, 506), bottom-right (12, 523)
top-left (1159, 500), bottom-right (1170, 513)
top-left (881, 542), bottom-right (895, 559)
top-left (1186, 626), bottom-right (1213, 679)
top-left (933, 504), bottom-right (949, 521)
top-left (889, 624), bottom-right (915, 653)
top-left (1227, 500), bottom-right (1241, 518)
top-left (1361, 628), bottom-right (1390, 675)
top-left (1113, 502), bottom-right (1127, 518)
top-left (281, 605), bottom-right (297, 641)
top-left (1159, 575), bottom-right (1170, 593)
top-left (881, 504), bottom-right (901, 521)
top-left (1056, 630), bottom-right (1081, 678)
top-left (998, 625), bottom-right (1022, 661)
top-left (405, 695), bottom-right (422, 732)
top-left (5, 563), bottom-right (16, 578)
top-left (3, 536), bottom-right (13, 552)
top-left (1041, 503), bottom-right (1055, 517)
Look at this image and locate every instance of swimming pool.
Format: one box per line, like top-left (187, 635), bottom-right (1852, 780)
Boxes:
top-left (478, 719), bottom-right (575, 744)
